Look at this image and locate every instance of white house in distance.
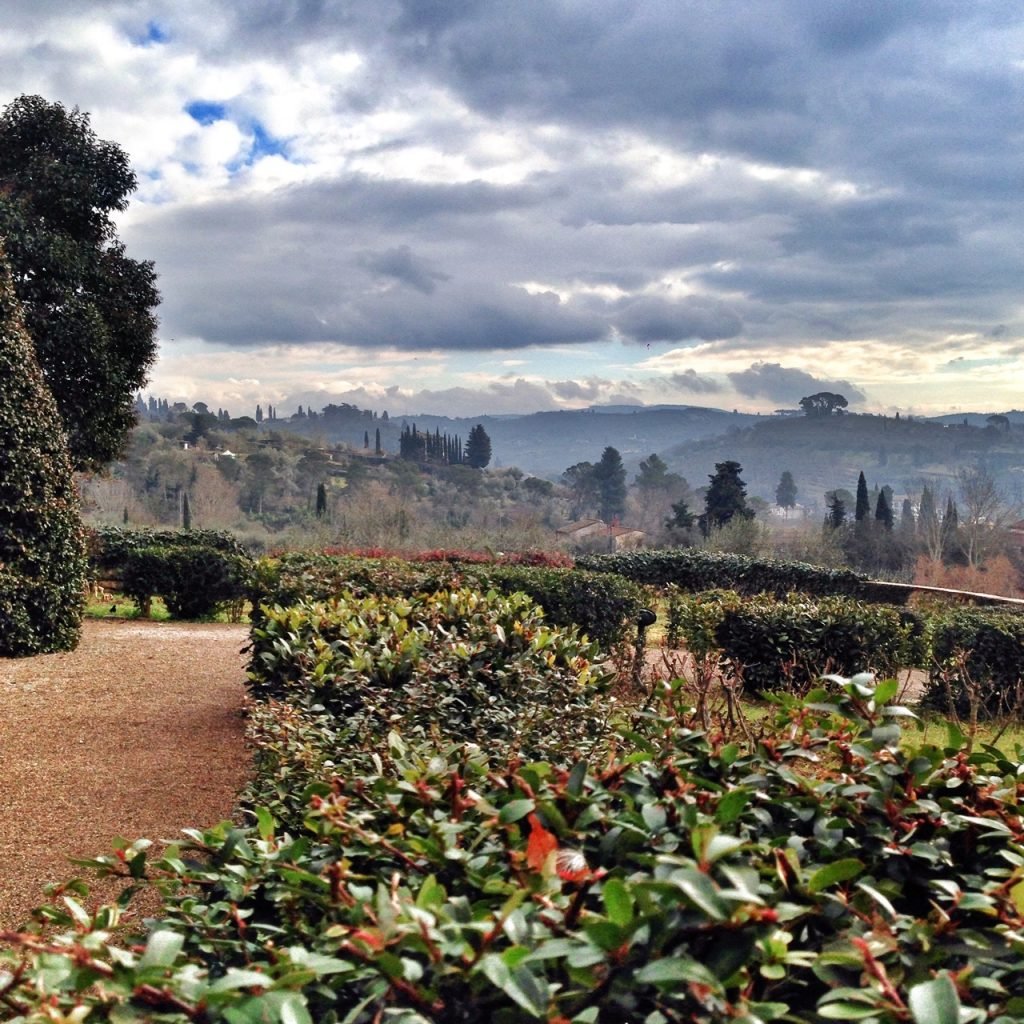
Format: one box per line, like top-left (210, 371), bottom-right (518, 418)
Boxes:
top-left (557, 518), bottom-right (645, 552)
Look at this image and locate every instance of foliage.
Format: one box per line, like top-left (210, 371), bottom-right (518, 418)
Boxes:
top-left (87, 525), bottom-right (250, 575)
top-left (0, 246), bottom-right (86, 656)
top-left (0, 94), bottom-right (159, 470)
top-left (465, 423), bottom-right (492, 469)
top-left (798, 390), bottom-right (848, 416)
top-left (577, 547), bottom-right (904, 604)
top-left (121, 545), bottom-right (251, 619)
top-left (247, 589), bottom-right (616, 769)
top-left (698, 459), bottom-right (754, 537)
top-left (775, 469), bottom-right (797, 509)
top-left (593, 445), bottom-right (626, 522)
top-left (922, 608), bottom-right (1024, 718)
top-left (249, 553), bottom-right (648, 647)
top-left (10, 680), bottom-right (1024, 1021)
top-left (711, 594), bottom-right (927, 694)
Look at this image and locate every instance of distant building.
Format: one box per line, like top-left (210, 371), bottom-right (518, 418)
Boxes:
top-left (557, 518), bottom-right (645, 552)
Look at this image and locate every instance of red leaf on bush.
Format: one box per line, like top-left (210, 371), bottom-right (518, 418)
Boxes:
top-left (526, 813), bottom-right (558, 870)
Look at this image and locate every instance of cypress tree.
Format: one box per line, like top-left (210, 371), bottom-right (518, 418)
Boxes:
top-left (315, 482), bottom-right (327, 519)
top-left (181, 491), bottom-right (192, 530)
top-left (0, 246), bottom-right (86, 655)
top-left (874, 490), bottom-right (893, 530)
top-left (854, 471), bottom-right (871, 522)
top-left (375, 427), bottom-right (382, 454)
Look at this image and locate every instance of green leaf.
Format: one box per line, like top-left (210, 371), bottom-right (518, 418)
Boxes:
top-left (499, 799), bottom-right (535, 824)
top-left (807, 858), bottom-right (864, 894)
top-left (254, 806), bottom-right (275, 840)
top-left (601, 878), bottom-right (633, 927)
top-left (635, 956), bottom-right (721, 991)
top-left (908, 974), bottom-right (960, 1024)
top-left (139, 929), bottom-right (184, 969)
top-left (873, 678), bottom-right (898, 705)
top-left (715, 788), bottom-right (750, 824)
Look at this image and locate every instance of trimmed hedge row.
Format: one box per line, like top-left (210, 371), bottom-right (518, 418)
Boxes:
top-left (922, 609), bottom-right (1024, 718)
top-left (248, 588), bottom-right (616, 768)
top-left (121, 546), bottom-right (251, 620)
top-left (87, 526), bottom-right (248, 572)
top-left (248, 552), bottom-right (649, 648)
top-left (577, 548), bottom-right (904, 604)
top-left (668, 591), bottom-right (927, 694)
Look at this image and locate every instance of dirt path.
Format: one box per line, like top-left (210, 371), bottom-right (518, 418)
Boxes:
top-left (0, 619), bottom-right (250, 929)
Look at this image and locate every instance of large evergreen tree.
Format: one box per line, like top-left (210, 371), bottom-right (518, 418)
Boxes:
top-left (465, 424), bottom-right (492, 469)
top-left (594, 446), bottom-right (627, 522)
top-left (854, 471), bottom-right (871, 522)
top-left (699, 460), bottom-right (754, 536)
top-left (0, 95), bottom-right (159, 470)
top-left (775, 470), bottom-right (798, 512)
top-left (0, 246), bottom-right (87, 655)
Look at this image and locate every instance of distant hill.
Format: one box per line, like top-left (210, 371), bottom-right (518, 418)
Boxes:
top-left (270, 404), bottom-right (760, 478)
top-left (663, 412), bottom-right (1024, 510)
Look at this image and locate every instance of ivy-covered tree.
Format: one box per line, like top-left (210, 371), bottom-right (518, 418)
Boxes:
top-left (0, 246), bottom-right (87, 655)
top-left (465, 424), bottom-right (492, 469)
top-left (699, 460), bottom-right (754, 537)
top-left (0, 95), bottom-right (160, 470)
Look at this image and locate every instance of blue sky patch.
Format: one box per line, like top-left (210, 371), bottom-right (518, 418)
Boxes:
top-left (185, 101), bottom-right (228, 126)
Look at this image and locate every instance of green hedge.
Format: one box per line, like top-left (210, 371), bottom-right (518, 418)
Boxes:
top-left (577, 548), bottom-right (903, 604)
top-left (667, 590), bottom-right (927, 694)
top-left (87, 526), bottom-right (248, 575)
top-left (922, 608), bottom-right (1024, 718)
top-left (248, 588), bottom-right (616, 770)
top-left (248, 553), bottom-right (648, 648)
top-left (9, 682), bottom-right (1024, 1020)
top-left (122, 545), bottom-right (251, 620)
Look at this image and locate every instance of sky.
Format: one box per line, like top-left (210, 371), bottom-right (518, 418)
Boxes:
top-left (3, 1), bottom-right (1023, 419)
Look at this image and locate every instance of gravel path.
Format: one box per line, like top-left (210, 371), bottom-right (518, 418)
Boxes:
top-left (0, 619), bottom-right (249, 929)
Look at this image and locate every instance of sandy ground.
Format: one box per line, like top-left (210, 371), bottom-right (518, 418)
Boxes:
top-left (0, 618), bottom-right (249, 929)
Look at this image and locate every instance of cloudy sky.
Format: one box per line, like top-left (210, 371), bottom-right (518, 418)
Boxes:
top-left (4, 1), bottom-right (1022, 418)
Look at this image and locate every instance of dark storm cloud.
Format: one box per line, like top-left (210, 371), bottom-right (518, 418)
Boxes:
top-left (610, 296), bottom-right (743, 344)
top-left (359, 245), bottom-right (450, 294)
top-left (728, 363), bottom-right (866, 405)
top-left (666, 370), bottom-right (722, 395)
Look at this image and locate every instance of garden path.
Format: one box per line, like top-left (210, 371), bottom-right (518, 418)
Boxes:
top-left (0, 619), bottom-right (249, 929)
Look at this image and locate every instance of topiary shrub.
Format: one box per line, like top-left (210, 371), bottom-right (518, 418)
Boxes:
top-left (0, 246), bottom-right (86, 655)
top-left (122, 545), bottom-right (251, 619)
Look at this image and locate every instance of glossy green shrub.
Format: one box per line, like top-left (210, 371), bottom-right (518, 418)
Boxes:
top-left (665, 592), bottom-right (926, 694)
top-left (922, 608), bottom-right (1024, 718)
top-left (0, 249), bottom-right (86, 656)
top-left (8, 681), bottom-right (1024, 1021)
top-left (121, 545), bottom-right (251, 619)
top-left (249, 553), bottom-right (648, 647)
top-left (578, 548), bottom-right (904, 604)
top-left (87, 525), bottom-right (248, 573)
top-left (248, 588), bottom-right (616, 765)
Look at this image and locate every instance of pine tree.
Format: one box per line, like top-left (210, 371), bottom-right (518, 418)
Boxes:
top-left (854, 471), bottom-right (871, 522)
top-left (594, 446), bottom-right (627, 522)
top-left (465, 424), bottom-right (492, 469)
top-left (0, 246), bottom-right (87, 654)
top-left (826, 494), bottom-right (847, 530)
top-left (775, 470), bottom-right (797, 512)
top-left (699, 460), bottom-right (754, 536)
